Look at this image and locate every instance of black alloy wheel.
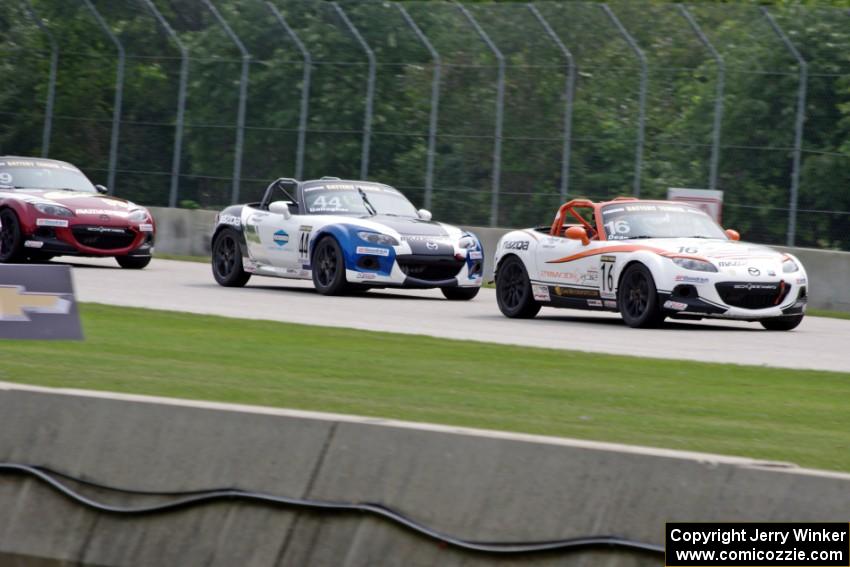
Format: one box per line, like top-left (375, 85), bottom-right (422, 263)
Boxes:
top-left (0, 208), bottom-right (25, 263)
top-left (495, 256), bottom-right (541, 318)
top-left (312, 236), bottom-right (348, 295)
top-left (618, 263), bottom-right (664, 328)
top-left (212, 229), bottom-right (251, 287)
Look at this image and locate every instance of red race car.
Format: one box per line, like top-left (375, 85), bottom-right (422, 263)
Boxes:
top-left (0, 156), bottom-right (155, 269)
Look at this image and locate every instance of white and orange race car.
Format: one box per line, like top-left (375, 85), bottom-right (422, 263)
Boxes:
top-left (493, 197), bottom-right (808, 330)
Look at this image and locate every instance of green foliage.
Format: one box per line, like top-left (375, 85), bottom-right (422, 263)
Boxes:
top-left (2, 0), bottom-right (850, 248)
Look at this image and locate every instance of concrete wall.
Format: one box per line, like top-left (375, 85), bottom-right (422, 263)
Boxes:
top-left (3, 383), bottom-right (850, 567)
top-left (150, 207), bottom-right (850, 311)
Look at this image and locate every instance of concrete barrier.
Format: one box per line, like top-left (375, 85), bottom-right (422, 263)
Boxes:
top-left (148, 207), bottom-right (850, 311)
top-left (3, 382), bottom-right (850, 566)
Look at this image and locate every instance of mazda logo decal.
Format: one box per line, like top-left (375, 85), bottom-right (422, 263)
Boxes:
top-left (426, 241), bottom-right (438, 250)
top-left (748, 267), bottom-right (760, 276)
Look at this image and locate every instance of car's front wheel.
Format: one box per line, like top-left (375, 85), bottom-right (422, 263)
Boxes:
top-left (116, 255), bottom-right (151, 269)
top-left (496, 256), bottom-right (541, 318)
top-left (618, 263), bottom-right (664, 328)
top-left (312, 236), bottom-right (348, 295)
top-left (0, 208), bottom-right (26, 263)
top-left (441, 286), bottom-right (480, 301)
top-left (760, 314), bottom-right (804, 331)
top-left (212, 229), bottom-right (251, 287)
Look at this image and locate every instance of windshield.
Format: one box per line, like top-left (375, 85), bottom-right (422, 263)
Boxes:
top-left (302, 182), bottom-right (418, 217)
top-left (0, 159), bottom-right (96, 193)
top-left (600, 202), bottom-right (727, 240)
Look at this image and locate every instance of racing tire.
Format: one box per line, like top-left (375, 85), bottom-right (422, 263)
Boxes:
top-left (212, 229), bottom-right (251, 287)
top-left (496, 256), bottom-right (541, 318)
top-left (760, 314), bottom-right (804, 331)
top-left (0, 208), bottom-right (26, 263)
top-left (618, 263), bottom-right (665, 328)
top-left (441, 286), bottom-right (480, 301)
top-left (116, 255), bottom-right (152, 270)
top-left (312, 236), bottom-right (348, 295)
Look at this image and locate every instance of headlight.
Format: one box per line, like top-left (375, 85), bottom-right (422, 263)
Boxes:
top-left (782, 258), bottom-right (800, 273)
top-left (458, 235), bottom-right (477, 249)
top-left (34, 203), bottom-right (74, 217)
top-left (357, 231), bottom-right (399, 246)
top-left (128, 209), bottom-right (149, 222)
top-left (672, 257), bottom-right (718, 272)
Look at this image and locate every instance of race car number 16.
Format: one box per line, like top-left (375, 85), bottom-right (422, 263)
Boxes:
top-left (600, 258), bottom-right (615, 297)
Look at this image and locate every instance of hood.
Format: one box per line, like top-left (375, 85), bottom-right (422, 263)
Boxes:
top-left (366, 215), bottom-right (451, 237)
top-left (632, 237), bottom-right (790, 273)
top-left (10, 188), bottom-right (145, 221)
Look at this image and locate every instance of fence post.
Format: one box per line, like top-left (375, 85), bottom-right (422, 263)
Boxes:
top-left (331, 3), bottom-right (375, 180)
top-left (679, 5), bottom-right (724, 192)
top-left (21, 0), bottom-right (57, 158)
top-left (456, 3), bottom-right (505, 227)
top-left (80, 0), bottom-right (123, 194)
top-left (139, 0), bottom-right (188, 208)
top-left (762, 7), bottom-right (806, 247)
top-left (397, 4), bottom-right (440, 210)
top-left (528, 3), bottom-right (575, 202)
top-left (601, 4), bottom-right (646, 197)
top-left (201, 0), bottom-right (250, 205)
top-left (266, 2), bottom-right (311, 181)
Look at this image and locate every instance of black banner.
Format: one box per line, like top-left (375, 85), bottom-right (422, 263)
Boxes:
top-left (666, 523), bottom-right (850, 566)
top-left (0, 264), bottom-right (83, 340)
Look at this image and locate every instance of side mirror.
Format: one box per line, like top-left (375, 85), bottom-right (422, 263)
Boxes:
top-left (95, 184), bottom-right (108, 194)
top-left (725, 228), bottom-right (740, 241)
top-left (565, 226), bottom-right (590, 246)
top-left (417, 209), bottom-right (432, 221)
top-left (269, 200), bottom-right (292, 219)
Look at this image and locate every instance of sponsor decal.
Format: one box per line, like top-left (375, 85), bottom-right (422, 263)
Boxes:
top-left (356, 272), bottom-right (377, 280)
top-left (273, 230), bottom-right (289, 247)
top-left (242, 258), bottom-right (256, 273)
top-left (674, 275), bottom-right (709, 284)
top-left (36, 218), bottom-right (68, 228)
top-left (532, 284), bottom-right (550, 301)
top-left (600, 255), bottom-right (616, 262)
top-left (468, 250), bottom-right (483, 260)
top-left (587, 299), bottom-right (603, 307)
top-left (299, 225), bottom-right (313, 232)
top-left (356, 246), bottom-right (390, 257)
top-left (718, 260), bottom-right (747, 268)
top-left (796, 277), bottom-right (807, 285)
top-left (663, 300), bottom-right (688, 311)
top-left (504, 240), bottom-right (530, 251)
top-left (748, 267), bottom-right (760, 276)
top-left (732, 283), bottom-right (778, 290)
top-left (0, 266), bottom-right (82, 339)
top-left (767, 270), bottom-right (776, 277)
top-left (138, 223), bottom-right (154, 232)
top-left (401, 235), bottom-right (449, 242)
top-left (603, 300), bottom-right (618, 309)
top-left (218, 214), bottom-right (241, 227)
top-left (585, 269), bottom-right (599, 282)
top-left (24, 240), bottom-right (44, 249)
top-left (86, 227), bottom-right (125, 234)
top-left (426, 241), bottom-right (438, 251)
top-left (554, 286), bottom-right (599, 298)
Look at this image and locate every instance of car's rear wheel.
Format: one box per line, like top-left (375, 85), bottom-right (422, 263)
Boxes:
top-left (618, 263), bottom-right (664, 328)
top-left (496, 256), bottom-right (540, 318)
top-left (0, 208), bottom-right (26, 263)
top-left (212, 229), bottom-right (251, 287)
top-left (760, 314), bottom-right (804, 331)
top-left (312, 236), bottom-right (348, 295)
top-left (116, 255), bottom-right (151, 270)
top-left (441, 286), bottom-right (480, 301)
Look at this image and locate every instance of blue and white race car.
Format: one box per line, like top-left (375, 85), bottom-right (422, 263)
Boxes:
top-left (211, 177), bottom-right (483, 299)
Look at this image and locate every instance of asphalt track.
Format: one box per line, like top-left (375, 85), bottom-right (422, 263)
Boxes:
top-left (65, 257), bottom-right (850, 373)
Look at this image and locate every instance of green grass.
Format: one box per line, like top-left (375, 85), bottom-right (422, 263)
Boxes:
top-left (3, 303), bottom-right (849, 472)
top-left (809, 308), bottom-right (850, 320)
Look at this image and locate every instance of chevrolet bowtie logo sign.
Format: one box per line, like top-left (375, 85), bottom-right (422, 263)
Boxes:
top-left (0, 265), bottom-right (83, 339)
top-left (0, 286), bottom-right (71, 321)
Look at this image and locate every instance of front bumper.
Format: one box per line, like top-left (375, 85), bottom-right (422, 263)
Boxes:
top-left (24, 223), bottom-right (155, 257)
top-left (657, 271), bottom-right (808, 321)
top-left (344, 249), bottom-right (484, 289)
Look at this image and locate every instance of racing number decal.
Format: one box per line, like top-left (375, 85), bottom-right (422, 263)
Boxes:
top-left (600, 256), bottom-right (616, 299)
top-left (298, 226), bottom-right (312, 263)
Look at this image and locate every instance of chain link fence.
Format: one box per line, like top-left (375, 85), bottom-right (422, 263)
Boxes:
top-left (2, 0), bottom-right (850, 250)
